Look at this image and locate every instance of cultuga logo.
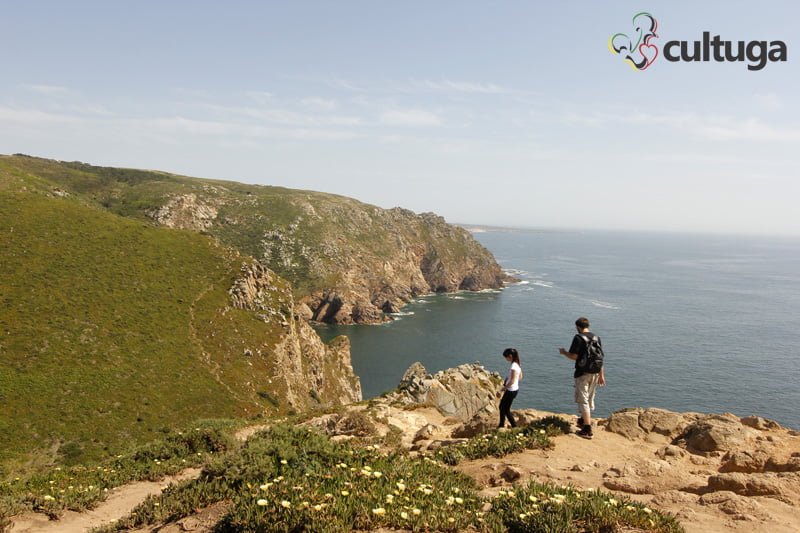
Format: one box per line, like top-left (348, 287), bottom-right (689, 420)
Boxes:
top-left (609, 12), bottom-right (788, 72)
top-left (609, 12), bottom-right (659, 72)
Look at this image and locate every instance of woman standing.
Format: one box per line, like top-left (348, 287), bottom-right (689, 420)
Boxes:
top-left (498, 347), bottom-right (522, 428)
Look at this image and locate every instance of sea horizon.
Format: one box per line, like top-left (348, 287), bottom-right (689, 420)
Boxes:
top-left (317, 228), bottom-right (800, 430)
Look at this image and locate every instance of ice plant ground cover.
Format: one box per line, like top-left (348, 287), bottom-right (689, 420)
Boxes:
top-left (435, 415), bottom-right (573, 465)
top-left (0, 421), bottom-right (237, 525)
top-left (90, 423), bottom-right (683, 533)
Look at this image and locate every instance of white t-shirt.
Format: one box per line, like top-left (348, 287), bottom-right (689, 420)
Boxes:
top-left (505, 362), bottom-right (522, 392)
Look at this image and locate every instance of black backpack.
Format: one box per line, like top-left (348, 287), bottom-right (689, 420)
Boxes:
top-left (577, 333), bottom-right (604, 374)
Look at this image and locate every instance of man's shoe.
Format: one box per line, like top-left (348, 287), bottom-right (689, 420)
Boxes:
top-left (576, 417), bottom-right (584, 427)
top-left (577, 425), bottom-right (593, 439)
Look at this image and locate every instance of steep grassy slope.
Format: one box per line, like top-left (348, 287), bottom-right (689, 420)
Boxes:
top-left (2, 155), bottom-right (506, 324)
top-left (0, 164), bottom-right (359, 475)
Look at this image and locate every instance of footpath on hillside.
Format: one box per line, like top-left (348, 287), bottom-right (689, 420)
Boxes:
top-left (7, 364), bottom-right (800, 533)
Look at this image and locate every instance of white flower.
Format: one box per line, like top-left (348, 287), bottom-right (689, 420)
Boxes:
top-left (400, 511), bottom-right (409, 519)
top-left (280, 500), bottom-right (291, 508)
top-left (256, 499), bottom-right (268, 506)
top-left (372, 507), bottom-right (386, 515)
top-left (412, 508), bottom-right (421, 515)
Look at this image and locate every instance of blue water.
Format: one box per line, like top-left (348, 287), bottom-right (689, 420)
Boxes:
top-left (316, 230), bottom-right (800, 429)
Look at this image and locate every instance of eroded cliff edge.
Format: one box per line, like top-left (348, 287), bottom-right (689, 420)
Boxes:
top-left (5, 156), bottom-right (508, 324)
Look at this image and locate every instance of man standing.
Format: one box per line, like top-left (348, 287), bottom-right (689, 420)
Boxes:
top-left (559, 317), bottom-right (605, 439)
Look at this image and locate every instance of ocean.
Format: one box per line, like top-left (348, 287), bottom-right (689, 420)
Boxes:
top-left (315, 229), bottom-right (800, 429)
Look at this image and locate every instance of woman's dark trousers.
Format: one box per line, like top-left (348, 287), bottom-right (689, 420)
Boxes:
top-left (498, 390), bottom-right (518, 428)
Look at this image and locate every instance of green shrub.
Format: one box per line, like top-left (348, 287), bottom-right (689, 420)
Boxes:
top-left (0, 423), bottom-right (237, 519)
top-left (95, 424), bottom-right (682, 533)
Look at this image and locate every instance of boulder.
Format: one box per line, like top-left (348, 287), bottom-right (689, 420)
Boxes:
top-left (605, 409), bottom-right (646, 440)
top-left (699, 491), bottom-right (769, 521)
top-left (451, 412), bottom-right (495, 438)
top-left (388, 363), bottom-right (503, 422)
top-left (655, 445), bottom-right (687, 460)
top-left (413, 423), bottom-right (440, 443)
top-left (605, 408), bottom-right (693, 440)
top-left (500, 465), bottom-right (523, 482)
top-left (705, 472), bottom-right (800, 501)
top-left (740, 416), bottom-right (781, 431)
top-left (638, 408), bottom-right (686, 437)
top-left (677, 415), bottom-right (755, 453)
top-left (719, 451), bottom-right (767, 473)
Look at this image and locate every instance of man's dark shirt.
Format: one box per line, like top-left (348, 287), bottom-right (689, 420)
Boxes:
top-left (570, 332), bottom-right (600, 379)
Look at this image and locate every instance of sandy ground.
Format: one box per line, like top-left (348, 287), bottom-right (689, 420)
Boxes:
top-left (8, 412), bottom-right (799, 532)
top-left (452, 411), bottom-right (800, 533)
top-left (9, 468), bottom-right (201, 533)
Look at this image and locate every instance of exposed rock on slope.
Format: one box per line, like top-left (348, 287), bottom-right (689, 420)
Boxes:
top-left (0, 156), bottom-right (362, 468)
top-left (228, 261), bottom-right (361, 409)
top-left (385, 362), bottom-right (503, 421)
top-left (0, 156), bottom-right (508, 324)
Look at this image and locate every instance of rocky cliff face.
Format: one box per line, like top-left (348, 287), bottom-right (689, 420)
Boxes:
top-left (301, 209), bottom-right (508, 324)
top-left (144, 186), bottom-right (508, 324)
top-left (228, 261), bottom-right (361, 409)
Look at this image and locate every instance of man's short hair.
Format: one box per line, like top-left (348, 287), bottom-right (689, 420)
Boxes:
top-left (575, 317), bottom-right (590, 329)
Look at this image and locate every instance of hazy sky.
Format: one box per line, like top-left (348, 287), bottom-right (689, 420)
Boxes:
top-left (2, 1), bottom-right (799, 235)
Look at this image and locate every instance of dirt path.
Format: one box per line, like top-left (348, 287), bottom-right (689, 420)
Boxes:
top-left (9, 468), bottom-right (201, 533)
top-left (8, 423), bottom-right (270, 533)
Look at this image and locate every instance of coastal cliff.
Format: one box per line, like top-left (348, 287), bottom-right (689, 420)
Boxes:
top-left (2, 155), bottom-right (507, 324)
top-left (0, 159), bottom-right (362, 470)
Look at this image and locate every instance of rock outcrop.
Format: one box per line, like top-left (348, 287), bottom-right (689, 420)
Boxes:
top-left (148, 191), bottom-right (509, 325)
top-left (386, 362), bottom-right (503, 421)
top-left (228, 261), bottom-right (362, 409)
top-left (148, 193), bottom-right (218, 231)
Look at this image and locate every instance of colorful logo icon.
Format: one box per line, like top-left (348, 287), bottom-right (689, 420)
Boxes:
top-left (609, 12), bottom-right (659, 71)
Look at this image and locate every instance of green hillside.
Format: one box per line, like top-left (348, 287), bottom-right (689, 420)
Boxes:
top-left (1, 155), bottom-right (505, 324)
top-left (0, 162), bottom-right (342, 475)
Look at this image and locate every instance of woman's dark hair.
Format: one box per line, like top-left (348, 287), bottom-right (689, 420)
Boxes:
top-left (502, 347), bottom-right (520, 365)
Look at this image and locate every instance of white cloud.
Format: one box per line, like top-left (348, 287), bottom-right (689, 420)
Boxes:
top-left (699, 119), bottom-right (800, 142)
top-left (0, 106), bottom-right (78, 123)
top-left (410, 79), bottom-right (513, 95)
top-left (561, 109), bottom-right (800, 142)
top-left (300, 97), bottom-right (338, 111)
top-left (23, 84), bottom-right (69, 95)
top-left (753, 92), bottom-right (783, 111)
top-left (379, 109), bottom-right (443, 127)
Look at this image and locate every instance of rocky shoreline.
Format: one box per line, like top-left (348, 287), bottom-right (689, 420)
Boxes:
top-left (303, 363), bottom-right (800, 532)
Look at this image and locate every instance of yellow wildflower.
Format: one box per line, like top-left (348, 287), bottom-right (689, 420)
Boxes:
top-left (372, 507), bottom-right (386, 516)
top-left (280, 500), bottom-right (291, 508)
